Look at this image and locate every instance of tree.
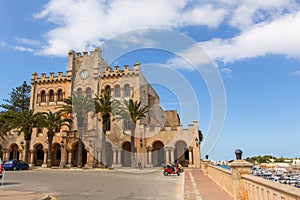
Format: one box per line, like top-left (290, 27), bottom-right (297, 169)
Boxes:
top-left (57, 93), bottom-right (94, 168)
top-left (11, 110), bottom-right (40, 163)
top-left (1, 81), bottom-right (31, 112)
top-left (123, 99), bottom-right (148, 168)
top-left (0, 111), bottom-right (14, 139)
top-left (38, 110), bottom-right (72, 167)
top-left (94, 93), bottom-right (113, 167)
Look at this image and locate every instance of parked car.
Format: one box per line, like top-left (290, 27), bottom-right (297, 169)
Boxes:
top-left (3, 160), bottom-right (29, 170)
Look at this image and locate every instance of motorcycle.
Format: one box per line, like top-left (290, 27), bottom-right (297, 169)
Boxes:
top-left (177, 163), bottom-right (184, 173)
top-left (163, 164), bottom-right (180, 176)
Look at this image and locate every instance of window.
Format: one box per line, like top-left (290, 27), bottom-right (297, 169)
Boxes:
top-left (49, 90), bottom-right (54, 102)
top-left (41, 90), bottom-right (46, 102)
top-left (123, 120), bottom-right (132, 131)
top-left (77, 88), bottom-right (82, 95)
top-left (58, 89), bottom-right (63, 101)
top-left (124, 84), bottom-right (130, 97)
top-left (114, 85), bottom-right (120, 98)
top-left (86, 87), bottom-right (92, 98)
top-left (105, 86), bottom-right (111, 96)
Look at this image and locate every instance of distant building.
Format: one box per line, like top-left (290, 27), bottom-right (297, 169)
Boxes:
top-left (0, 48), bottom-right (201, 168)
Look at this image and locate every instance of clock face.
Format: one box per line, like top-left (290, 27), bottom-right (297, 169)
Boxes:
top-left (79, 70), bottom-right (89, 80)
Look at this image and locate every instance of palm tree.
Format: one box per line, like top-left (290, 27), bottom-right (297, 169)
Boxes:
top-left (94, 93), bottom-right (113, 167)
top-left (38, 110), bottom-right (72, 167)
top-left (123, 99), bottom-right (148, 168)
top-left (11, 110), bottom-right (40, 163)
top-left (57, 93), bottom-right (94, 168)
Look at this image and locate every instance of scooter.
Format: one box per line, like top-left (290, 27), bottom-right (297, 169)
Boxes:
top-left (163, 164), bottom-right (180, 176)
top-left (177, 163), bottom-right (184, 173)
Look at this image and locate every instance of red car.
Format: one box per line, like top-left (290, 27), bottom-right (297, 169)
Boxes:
top-left (0, 165), bottom-right (2, 179)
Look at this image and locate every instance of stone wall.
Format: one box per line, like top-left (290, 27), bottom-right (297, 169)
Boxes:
top-left (201, 161), bottom-right (300, 200)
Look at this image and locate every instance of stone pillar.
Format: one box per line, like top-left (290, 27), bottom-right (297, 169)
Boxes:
top-left (117, 150), bottom-right (121, 165)
top-left (42, 149), bottom-right (48, 167)
top-left (170, 147), bottom-right (175, 163)
top-left (203, 159), bottom-right (211, 176)
top-left (29, 150), bottom-right (35, 168)
top-left (146, 147), bottom-right (153, 167)
top-left (3, 151), bottom-right (9, 161)
top-left (229, 160), bottom-right (252, 200)
top-left (112, 148), bottom-right (122, 168)
top-left (59, 146), bottom-right (66, 168)
top-left (66, 151), bottom-right (72, 168)
top-left (189, 149), bottom-right (193, 165)
top-left (165, 147), bottom-right (170, 164)
top-left (84, 151), bottom-right (94, 168)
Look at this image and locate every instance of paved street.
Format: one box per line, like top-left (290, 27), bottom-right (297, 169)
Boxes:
top-left (0, 168), bottom-right (183, 200)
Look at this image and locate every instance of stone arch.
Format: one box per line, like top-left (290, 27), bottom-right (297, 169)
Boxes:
top-left (174, 140), bottom-right (189, 167)
top-left (121, 141), bottom-right (131, 167)
top-left (152, 141), bottom-right (165, 167)
top-left (34, 143), bottom-right (44, 166)
top-left (9, 143), bottom-right (20, 160)
top-left (71, 141), bottom-right (87, 167)
top-left (52, 143), bottom-right (61, 166)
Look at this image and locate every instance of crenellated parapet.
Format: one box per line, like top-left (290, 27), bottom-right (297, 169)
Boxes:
top-left (31, 72), bottom-right (72, 84)
top-left (102, 62), bottom-right (140, 78)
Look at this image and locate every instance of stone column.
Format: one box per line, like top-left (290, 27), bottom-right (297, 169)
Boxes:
top-left (66, 151), bottom-right (72, 168)
top-left (112, 148), bottom-right (122, 168)
top-left (59, 146), bottom-right (66, 168)
top-left (29, 150), bottom-right (35, 168)
top-left (117, 150), bottom-right (121, 165)
top-left (42, 149), bottom-right (48, 168)
top-left (203, 159), bottom-right (211, 176)
top-left (165, 147), bottom-right (170, 164)
top-left (189, 149), bottom-right (193, 165)
top-left (85, 151), bottom-right (94, 168)
top-left (3, 150), bottom-right (9, 161)
top-left (170, 147), bottom-right (175, 163)
top-left (146, 147), bottom-right (153, 167)
top-left (229, 160), bottom-right (252, 200)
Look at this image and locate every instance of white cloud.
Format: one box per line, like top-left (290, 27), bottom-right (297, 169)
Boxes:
top-left (200, 11), bottom-right (300, 63)
top-left (13, 46), bottom-right (34, 52)
top-left (34, 0), bottom-right (226, 56)
top-left (220, 68), bottom-right (232, 78)
top-left (290, 70), bottom-right (300, 76)
top-left (14, 37), bottom-right (40, 46)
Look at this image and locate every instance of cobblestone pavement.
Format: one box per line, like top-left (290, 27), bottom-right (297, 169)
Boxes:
top-left (184, 169), bottom-right (233, 200)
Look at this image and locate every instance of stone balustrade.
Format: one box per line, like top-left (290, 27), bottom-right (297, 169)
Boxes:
top-left (201, 161), bottom-right (300, 200)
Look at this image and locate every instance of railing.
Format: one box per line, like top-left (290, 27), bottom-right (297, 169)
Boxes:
top-left (242, 174), bottom-right (300, 200)
top-left (207, 164), bottom-right (233, 196)
top-left (201, 161), bottom-right (300, 200)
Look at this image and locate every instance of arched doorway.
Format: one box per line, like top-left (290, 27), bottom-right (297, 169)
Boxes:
top-left (152, 141), bottom-right (165, 167)
top-left (52, 143), bottom-right (61, 166)
top-left (72, 142), bottom-right (87, 167)
top-left (9, 144), bottom-right (20, 160)
top-left (121, 142), bottom-right (131, 167)
top-left (174, 141), bottom-right (189, 167)
top-left (106, 142), bottom-right (113, 167)
top-left (35, 144), bottom-right (44, 166)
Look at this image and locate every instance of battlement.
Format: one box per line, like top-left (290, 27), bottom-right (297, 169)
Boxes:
top-left (69, 47), bottom-right (102, 59)
top-left (102, 62), bottom-right (140, 78)
top-left (31, 72), bottom-right (72, 84)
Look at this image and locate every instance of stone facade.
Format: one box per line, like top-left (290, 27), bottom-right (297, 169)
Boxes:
top-left (0, 48), bottom-right (201, 168)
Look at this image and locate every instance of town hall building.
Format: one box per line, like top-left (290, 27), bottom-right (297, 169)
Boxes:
top-left (0, 48), bottom-right (201, 168)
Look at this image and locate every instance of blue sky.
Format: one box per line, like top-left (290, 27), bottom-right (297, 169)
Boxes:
top-left (1, 0), bottom-right (300, 160)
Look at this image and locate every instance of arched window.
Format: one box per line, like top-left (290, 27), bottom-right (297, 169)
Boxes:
top-left (105, 86), bottom-right (111, 96)
top-left (124, 84), bottom-right (130, 97)
top-left (86, 87), bottom-right (92, 98)
top-left (49, 90), bottom-right (54, 102)
top-left (114, 85), bottom-right (120, 98)
top-left (57, 89), bottom-right (63, 101)
top-left (41, 90), bottom-right (46, 102)
top-left (77, 88), bottom-right (82, 95)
